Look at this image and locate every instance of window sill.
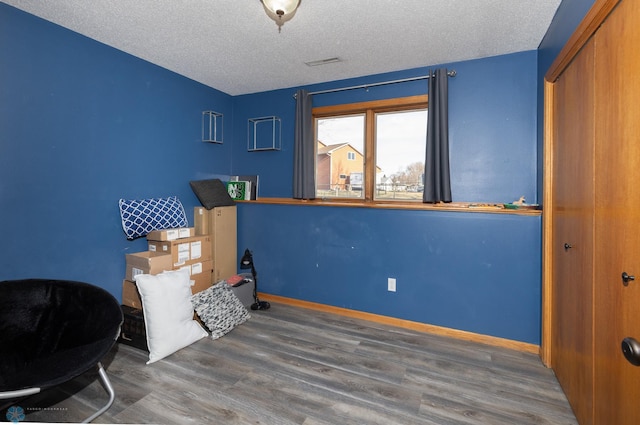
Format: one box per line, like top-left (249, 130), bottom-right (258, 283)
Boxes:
top-left (236, 198), bottom-right (542, 216)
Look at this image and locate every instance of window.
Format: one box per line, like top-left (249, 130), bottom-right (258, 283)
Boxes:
top-left (314, 95), bottom-right (427, 201)
top-left (316, 114), bottom-right (365, 197)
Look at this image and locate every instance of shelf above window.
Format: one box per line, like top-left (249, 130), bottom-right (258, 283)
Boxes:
top-left (248, 116), bottom-right (281, 151)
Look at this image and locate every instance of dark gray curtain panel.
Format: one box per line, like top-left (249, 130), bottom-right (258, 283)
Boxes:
top-left (423, 68), bottom-right (452, 203)
top-left (293, 89), bottom-right (316, 199)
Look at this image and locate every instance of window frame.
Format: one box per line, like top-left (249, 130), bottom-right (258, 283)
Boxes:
top-left (313, 95), bottom-right (428, 203)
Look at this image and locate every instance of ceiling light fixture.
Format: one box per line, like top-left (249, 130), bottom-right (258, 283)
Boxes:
top-left (260, 0), bottom-right (301, 33)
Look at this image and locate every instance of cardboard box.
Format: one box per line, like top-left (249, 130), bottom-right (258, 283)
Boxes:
top-left (125, 251), bottom-right (173, 281)
top-left (148, 235), bottom-right (212, 267)
top-left (176, 259), bottom-right (213, 294)
top-left (122, 279), bottom-right (142, 309)
top-left (146, 227), bottom-right (195, 241)
top-left (194, 206), bottom-right (237, 282)
top-left (122, 259), bottom-right (213, 309)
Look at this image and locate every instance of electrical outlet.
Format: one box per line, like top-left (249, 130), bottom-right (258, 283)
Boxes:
top-left (388, 277), bottom-right (396, 292)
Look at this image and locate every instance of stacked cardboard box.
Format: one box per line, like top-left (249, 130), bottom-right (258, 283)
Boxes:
top-left (147, 233), bottom-right (213, 294)
top-left (122, 251), bottom-right (173, 308)
top-left (146, 227), bottom-right (195, 241)
top-left (121, 226), bottom-right (214, 309)
top-left (193, 205), bottom-right (237, 283)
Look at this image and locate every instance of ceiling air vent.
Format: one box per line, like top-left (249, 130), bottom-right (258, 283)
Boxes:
top-left (304, 57), bottom-right (342, 67)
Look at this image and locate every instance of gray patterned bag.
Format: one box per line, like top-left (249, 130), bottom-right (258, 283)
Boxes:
top-left (191, 282), bottom-right (251, 339)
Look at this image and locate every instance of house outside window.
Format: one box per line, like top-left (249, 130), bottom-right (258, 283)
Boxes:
top-left (314, 96), bottom-right (427, 201)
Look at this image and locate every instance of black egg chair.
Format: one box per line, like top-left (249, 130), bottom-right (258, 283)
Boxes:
top-left (0, 279), bottom-right (123, 423)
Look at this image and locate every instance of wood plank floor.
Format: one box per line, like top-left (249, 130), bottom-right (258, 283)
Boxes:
top-left (15, 302), bottom-right (577, 424)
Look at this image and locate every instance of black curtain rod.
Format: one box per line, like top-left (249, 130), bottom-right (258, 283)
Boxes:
top-left (293, 70), bottom-right (456, 98)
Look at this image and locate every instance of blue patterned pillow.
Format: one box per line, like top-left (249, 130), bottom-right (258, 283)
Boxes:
top-left (118, 196), bottom-right (188, 240)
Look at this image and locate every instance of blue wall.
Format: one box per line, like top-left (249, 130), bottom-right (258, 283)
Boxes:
top-left (0, 4), bottom-right (233, 299)
top-left (538, 0), bottom-right (596, 73)
top-left (232, 51), bottom-right (543, 344)
top-left (2, 1), bottom-right (589, 345)
top-left (238, 204), bottom-right (541, 343)
top-left (233, 51), bottom-right (539, 204)
top-left (536, 0), bottom-right (596, 202)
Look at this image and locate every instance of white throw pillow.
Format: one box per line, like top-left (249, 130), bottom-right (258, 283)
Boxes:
top-left (135, 269), bottom-right (207, 364)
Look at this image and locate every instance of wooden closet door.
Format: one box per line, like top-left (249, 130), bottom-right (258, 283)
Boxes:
top-left (551, 37), bottom-right (595, 425)
top-left (593, 1), bottom-right (640, 423)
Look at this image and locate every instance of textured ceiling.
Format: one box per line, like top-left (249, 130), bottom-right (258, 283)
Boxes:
top-left (2, 0), bottom-right (561, 96)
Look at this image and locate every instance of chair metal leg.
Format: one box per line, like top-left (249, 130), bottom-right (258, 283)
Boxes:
top-left (82, 362), bottom-right (115, 423)
top-left (0, 387), bottom-right (41, 400)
